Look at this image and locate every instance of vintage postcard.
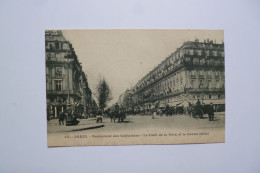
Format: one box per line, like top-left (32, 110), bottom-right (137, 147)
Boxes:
top-left (46, 29), bottom-right (225, 147)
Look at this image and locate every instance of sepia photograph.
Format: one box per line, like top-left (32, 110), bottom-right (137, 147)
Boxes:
top-left (2, 0), bottom-right (260, 172)
top-left (46, 29), bottom-right (225, 147)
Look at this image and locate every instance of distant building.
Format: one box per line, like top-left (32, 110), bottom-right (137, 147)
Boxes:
top-left (117, 89), bottom-right (132, 107)
top-left (131, 39), bottom-right (225, 113)
top-left (45, 30), bottom-right (93, 118)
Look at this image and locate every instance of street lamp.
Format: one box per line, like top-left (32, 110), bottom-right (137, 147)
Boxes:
top-left (65, 54), bottom-right (71, 106)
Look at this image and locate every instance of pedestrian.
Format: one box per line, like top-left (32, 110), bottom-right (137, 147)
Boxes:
top-left (58, 111), bottom-right (65, 125)
top-left (47, 107), bottom-right (50, 121)
top-left (96, 111), bottom-right (103, 123)
top-left (152, 109), bottom-right (156, 119)
top-left (208, 103), bottom-right (215, 121)
top-left (110, 110), bottom-right (115, 123)
top-left (165, 104), bottom-right (170, 116)
top-left (202, 103), bottom-right (207, 114)
top-left (196, 99), bottom-right (201, 106)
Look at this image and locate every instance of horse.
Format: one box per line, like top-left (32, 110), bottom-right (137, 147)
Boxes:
top-left (109, 109), bottom-right (116, 123)
top-left (190, 104), bottom-right (204, 119)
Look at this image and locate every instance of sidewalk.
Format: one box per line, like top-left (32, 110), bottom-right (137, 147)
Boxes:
top-left (47, 118), bottom-right (104, 133)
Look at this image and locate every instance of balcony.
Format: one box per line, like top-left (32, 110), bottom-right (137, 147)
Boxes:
top-left (207, 75), bottom-right (212, 79)
top-left (47, 90), bottom-right (82, 98)
top-left (186, 88), bottom-right (224, 93)
top-left (199, 75), bottom-right (204, 79)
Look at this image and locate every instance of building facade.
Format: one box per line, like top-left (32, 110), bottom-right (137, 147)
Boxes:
top-left (45, 30), bottom-right (93, 118)
top-left (131, 39), bottom-right (225, 113)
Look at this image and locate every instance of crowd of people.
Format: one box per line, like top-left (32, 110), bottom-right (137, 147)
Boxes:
top-left (190, 99), bottom-right (215, 121)
top-left (51, 100), bottom-right (216, 127)
top-left (126, 99), bottom-right (216, 121)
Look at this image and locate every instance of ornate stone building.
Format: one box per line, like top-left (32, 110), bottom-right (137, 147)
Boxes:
top-left (131, 39), bottom-right (225, 113)
top-left (45, 30), bottom-right (93, 118)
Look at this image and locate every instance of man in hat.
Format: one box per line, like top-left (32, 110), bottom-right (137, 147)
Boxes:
top-left (208, 102), bottom-right (215, 121)
top-left (58, 111), bottom-right (65, 125)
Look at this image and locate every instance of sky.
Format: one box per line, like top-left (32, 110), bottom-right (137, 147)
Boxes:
top-left (62, 30), bottom-right (224, 106)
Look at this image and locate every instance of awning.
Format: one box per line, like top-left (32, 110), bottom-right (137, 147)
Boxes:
top-left (168, 101), bottom-right (184, 107)
top-left (202, 99), bottom-right (225, 105)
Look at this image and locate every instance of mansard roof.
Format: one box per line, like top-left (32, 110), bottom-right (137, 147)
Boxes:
top-left (45, 30), bottom-right (68, 42)
top-left (182, 41), bottom-right (224, 50)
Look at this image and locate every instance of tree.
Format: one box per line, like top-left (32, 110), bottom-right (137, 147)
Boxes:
top-left (96, 77), bottom-right (113, 114)
top-left (90, 99), bottom-right (98, 117)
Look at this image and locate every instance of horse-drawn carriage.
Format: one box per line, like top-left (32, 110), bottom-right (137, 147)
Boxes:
top-left (106, 105), bottom-right (126, 123)
top-left (65, 105), bottom-right (81, 126)
top-left (66, 116), bottom-right (80, 126)
top-left (190, 104), bottom-right (204, 119)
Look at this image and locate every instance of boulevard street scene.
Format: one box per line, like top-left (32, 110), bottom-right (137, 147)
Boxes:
top-left (46, 30), bottom-right (225, 147)
top-left (48, 113), bottom-right (225, 134)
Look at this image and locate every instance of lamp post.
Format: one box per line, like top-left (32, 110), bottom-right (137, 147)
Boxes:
top-left (67, 62), bottom-right (70, 107)
top-left (65, 53), bottom-right (71, 108)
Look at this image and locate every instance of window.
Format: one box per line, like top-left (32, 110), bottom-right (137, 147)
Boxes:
top-left (55, 42), bottom-right (60, 49)
top-left (213, 50), bottom-right (217, 56)
top-left (191, 70), bottom-right (196, 78)
top-left (215, 59), bottom-right (220, 65)
top-left (199, 80), bottom-right (204, 88)
top-left (49, 43), bottom-right (53, 50)
top-left (208, 80), bottom-right (212, 88)
top-left (46, 53), bottom-right (51, 60)
top-left (210, 59), bottom-right (215, 65)
top-left (216, 80), bottom-right (219, 88)
top-left (191, 80), bottom-right (195, 88)
top-left (198, 49), bottom-right (202, 56)
top-left (207, 71), bottom-right (212, 78)
top-left (221, 51), bottom-right (224, 57)
top-left (200, 58), bottom-right (205, 64)
top-left (185, 57), bottom-right (190, 62)
top-left (193, 58), bottom-right (199, 64)
top-left (189, 49), bottom-right (194, 55)
top-left (55, 80), bottom-right (62, 91)
top-left (199, 71), bottom-right (204, 78)
top-left (206, 50), bottom-right (210, 56)
top-left (55, 67), bottom-right (62, 78)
